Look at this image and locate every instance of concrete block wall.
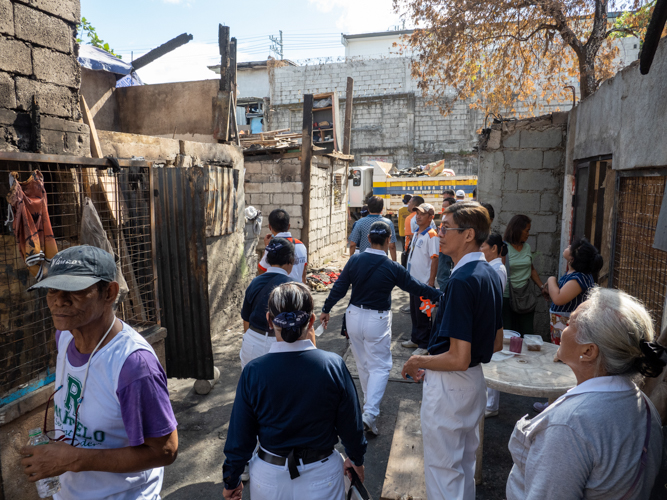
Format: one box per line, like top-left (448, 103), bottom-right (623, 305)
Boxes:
top-left (244, 156), bottom-right (305, 244)
top-left (269, 57), bottom-right (483, 175)
top-left (0, 0), bottom-right (89, 155)
top-left (271, 57), bottom-right (417, 105)
top-left (244, 155), bottom-right (348, 268)
top-left (477, 113), bottom-right (568, 336)
top-left (308, 157), bottom-right (347, 266)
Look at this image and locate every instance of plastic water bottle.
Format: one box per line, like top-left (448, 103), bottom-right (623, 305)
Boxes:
top-left (27, 428), bottom-right (61, 498)
top-left (314, 323), bottom-right (325, 337)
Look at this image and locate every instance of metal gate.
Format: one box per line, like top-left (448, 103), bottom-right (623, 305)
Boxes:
top-left (152, 166), bottom-right (214, 380)
top-left (611, 170), bottom-right (667, 327)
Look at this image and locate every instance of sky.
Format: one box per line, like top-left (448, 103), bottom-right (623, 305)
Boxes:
top-left (80, 0), bottom-right (403, 84)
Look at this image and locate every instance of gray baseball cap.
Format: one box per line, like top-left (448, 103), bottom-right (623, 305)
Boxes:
top-left (27, 245), bottom-right (116, 292)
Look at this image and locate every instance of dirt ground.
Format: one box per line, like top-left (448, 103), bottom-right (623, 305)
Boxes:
top-left (159, 254), bottom-right (549, 500)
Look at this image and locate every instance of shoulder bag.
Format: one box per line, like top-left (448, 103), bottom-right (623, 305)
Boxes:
top-left (505, 243), bottom-right (537, 314)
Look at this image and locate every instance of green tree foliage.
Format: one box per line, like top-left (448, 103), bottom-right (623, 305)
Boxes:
top-left (76, 17), bottom-right (122, 60)
top-left (609, 1), bottom-right (663, 45)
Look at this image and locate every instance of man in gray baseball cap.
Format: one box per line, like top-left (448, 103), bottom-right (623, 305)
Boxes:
top-left (21, 246), bottom-right (178, 499)
top-left (27, 245), bottom-right (117, 293)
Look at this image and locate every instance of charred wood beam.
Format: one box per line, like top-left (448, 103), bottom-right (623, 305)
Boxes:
top-left (640, 0), bottom-right (667, 75)
top-left (132, 33), bottom-right (193, 71)
top-left (219, 25), bottom-right (231, 92)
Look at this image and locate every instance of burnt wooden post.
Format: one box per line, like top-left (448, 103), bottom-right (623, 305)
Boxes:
top-left (229, 37), bottom-right (240, 146)
top-left (219, 25), bottom-right (230, 92)
top-left (213, 25), bottom-right (231, 142)
top-left (301, 94), bottom-right (313, 250)
top-left (343, 77), bottom-right (354, 155)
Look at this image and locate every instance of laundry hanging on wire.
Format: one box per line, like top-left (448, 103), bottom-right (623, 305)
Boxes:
top-left (5, 170), bottom-right (57, 280)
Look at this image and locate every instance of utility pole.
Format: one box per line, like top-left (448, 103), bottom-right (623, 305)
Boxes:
top-left (270, 30), bottom-right (283, 60)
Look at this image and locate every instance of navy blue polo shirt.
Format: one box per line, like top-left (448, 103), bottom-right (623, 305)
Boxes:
top-left (222, 340), bottom-right (367, 489)
top-left (428, 254), bottom-right (503, 366)
top-left (241, 268), bottom-right (293, 331)
top-left (322, 249), bottom-right (442, 313)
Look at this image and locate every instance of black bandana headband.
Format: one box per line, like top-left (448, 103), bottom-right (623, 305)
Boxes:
top-left (273, 311), bottom-right (310, 329)
top-left (266, 240), bottom-right (285, 254)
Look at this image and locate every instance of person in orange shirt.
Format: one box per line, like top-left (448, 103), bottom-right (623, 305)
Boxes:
top-left (397, 195), bottom-right (412, 241)
top-left (404, 195), bottom-right (424, 253)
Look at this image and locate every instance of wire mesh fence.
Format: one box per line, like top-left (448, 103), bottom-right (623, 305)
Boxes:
top-left (612, 174), bottom-right (667, 327)
top-left (0, 159), bottom-right (157, 402)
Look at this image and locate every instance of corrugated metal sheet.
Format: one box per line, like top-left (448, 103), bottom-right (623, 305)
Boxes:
top-left (205, 165), bottom-right (239, 237)
top-left (152, 166), bottom-right (214, 380)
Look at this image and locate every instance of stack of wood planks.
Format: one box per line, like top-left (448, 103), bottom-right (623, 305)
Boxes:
top-left (240, 128), bottom-right (302, 149)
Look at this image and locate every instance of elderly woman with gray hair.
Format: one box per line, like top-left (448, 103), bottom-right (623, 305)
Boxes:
top-left (506, 287), bottom-right (665, 500)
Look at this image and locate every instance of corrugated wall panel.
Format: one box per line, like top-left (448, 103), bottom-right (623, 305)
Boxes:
top-left (153, 166), bottom-right (214, 380)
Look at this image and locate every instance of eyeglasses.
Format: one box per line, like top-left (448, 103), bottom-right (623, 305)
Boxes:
top-left (439, 226), bottom-right (471, 235)
top-left (43, 385), bottom-right (80, 447)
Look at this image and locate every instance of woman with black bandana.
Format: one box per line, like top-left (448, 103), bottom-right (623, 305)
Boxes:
top-left (240, 237), bottom-right (296, 368)
top-left (319, 220), bottom-right (441, 435)
top-left (223, 282), bottom-right (367, 500)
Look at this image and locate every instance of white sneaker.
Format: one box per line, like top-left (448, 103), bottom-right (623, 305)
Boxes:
top-left (485, 409), bottom-right (499, 418)
top-left (362, 412), bottom-right (379, 436)
top-left (412, 347), bottom-right (429, 356)
top-left (240, 464), bottom-right (250, 481)
top-left (401, 340), bottom-right (418, 348)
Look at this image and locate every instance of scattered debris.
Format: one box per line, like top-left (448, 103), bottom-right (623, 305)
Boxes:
top-left (239, 128), bottom-right (302, 150)
top-left (306, 266), bottom-right (342, 292)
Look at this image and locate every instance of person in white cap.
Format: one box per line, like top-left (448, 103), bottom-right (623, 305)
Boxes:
top-left (402, 203), bottom-right (440, 356)
top-left (455, 189), bottom-right (466, 202)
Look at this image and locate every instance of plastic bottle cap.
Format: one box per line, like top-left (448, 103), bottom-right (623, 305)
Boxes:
top-left (28, 428), bottom-right (42, 437)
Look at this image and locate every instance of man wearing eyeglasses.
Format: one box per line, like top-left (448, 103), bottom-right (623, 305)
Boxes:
top-left (20, 245), bottom-right (178, 499)
top-left (401, 202), bottom-right (504, 500)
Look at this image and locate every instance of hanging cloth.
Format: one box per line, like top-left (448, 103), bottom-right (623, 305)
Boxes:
top-left (6, 170), bottom-right (57, 279)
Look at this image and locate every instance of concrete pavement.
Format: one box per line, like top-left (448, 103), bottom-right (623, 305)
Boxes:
top-left (160, 265), bottom-right (546, 500)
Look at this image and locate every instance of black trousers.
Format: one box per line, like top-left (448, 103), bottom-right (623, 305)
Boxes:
top-left (410, 293), bottom-right (431, 348)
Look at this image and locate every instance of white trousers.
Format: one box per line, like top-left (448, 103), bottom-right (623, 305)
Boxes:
top-left (486, 387), bottom-right (500, 412)
top-left (248, 449), bottom-right (345, 500)
top-left (240, 328), bottom-right (276, 369)
top-left (421, 365), bottom-right (487, 500)
top-left (345, 304), bottom-right (392, 417)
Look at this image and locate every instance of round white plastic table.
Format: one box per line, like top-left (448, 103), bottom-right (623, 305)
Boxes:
top-left (483, 342), bottom-right (578, 403)
top-left (475, 342), bottom-right (578, 484)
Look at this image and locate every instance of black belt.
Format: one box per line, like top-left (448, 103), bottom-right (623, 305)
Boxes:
top-left (351, 304), bottom-right (386, 313)
top-left (249, 325), bottom-right (275, 337)
top-left (257, 448), bottom-right (333, 480)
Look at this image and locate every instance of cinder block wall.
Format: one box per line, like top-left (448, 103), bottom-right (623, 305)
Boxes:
top-left (309, 156), bottom-right (347, 266)
top-left (0, 0), bottom-right (89, 154)
top-left (244, 156), bottom-right (305, 242)
top-left (477, 113), bottom-right (568, 337)
top-left (268, 58), bottom-right (481, 174)
top-left (244, 155), bottom-right (348, 269)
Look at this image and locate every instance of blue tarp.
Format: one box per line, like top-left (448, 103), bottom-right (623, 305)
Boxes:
top-left (78, 45), bottom-right (143, 86)
top-left (115, 72), bottom-right (144, 87)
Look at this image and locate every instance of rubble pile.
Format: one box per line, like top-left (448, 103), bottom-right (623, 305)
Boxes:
top-left (306, 266), bottom-right (342, 292)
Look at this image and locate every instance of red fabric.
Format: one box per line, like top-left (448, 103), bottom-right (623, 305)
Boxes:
top-left (6, 170), bottom-right (57, 278)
